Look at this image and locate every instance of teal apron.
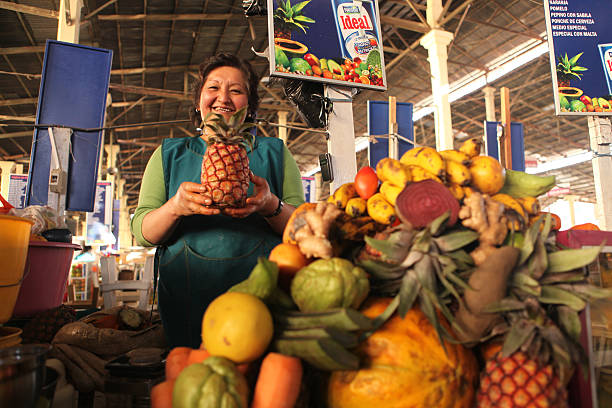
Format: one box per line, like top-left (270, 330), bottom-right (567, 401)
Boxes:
top-left (157, 136), bottom-right (284, 348)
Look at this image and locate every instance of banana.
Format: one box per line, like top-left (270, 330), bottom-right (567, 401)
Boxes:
top-left (272, 308), bottom-right (373, 331)
top-left (400, 147), bottom-right (445, 178)
top-left (366, 193), bottom-right (396, 225)
top-left (375, 158), bottom-right (411, 187)
top-left (273, 337), bottom-right (359, 371)
top-left (445, 160), bottom-right (472, 186)
top-left (459, 137), bottom-right (483, 158)
top-left (447, 184), bottom-right (465, 201)
top-left (327, 194), bottom-right (335, 204)
top-left (345, 197), bottom-right (367, 217)
top-left (499, 169), bottom-right (556, 198)
top-left (516, 196), bottom-right (540, 216)
top-left (407, 165), bottom-right (443, 184)
top-left (379, 181), bottom-right (403, 206)
top-left (332, 182), bottom-right (357, 209)
top-left (491, 193), bottom-right (526, 219)
top-left (439, 149), bottom-right (471, 165)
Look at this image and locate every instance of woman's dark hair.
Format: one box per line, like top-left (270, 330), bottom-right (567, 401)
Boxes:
top-left (191, 53), bottom-right (260, 127)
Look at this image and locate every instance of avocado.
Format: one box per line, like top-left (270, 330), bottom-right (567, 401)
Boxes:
top-left (275, 46), bottom-right (290, 68)
top-left (559, 95), bottom-right (570, 110)
top-left (289, 58), bottom-right (312, 74)
top-left (327, 59), bottom-right (343, 75)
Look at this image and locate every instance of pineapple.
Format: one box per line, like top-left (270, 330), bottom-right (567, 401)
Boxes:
top-left (356, 213), bottom-right (479, 342)
top-left (476, 215), bottom-right (612, 407)
top-left (200, 107), bottom-right (255, 208)
top-left (273, 0), bottom-right (315, 39)
top-left (556, 52), bottom-right (587, 87)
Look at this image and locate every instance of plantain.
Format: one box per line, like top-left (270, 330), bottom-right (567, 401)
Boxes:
top-left (499, 169), bottom-right (556, 198)
top-left (272, 307), bottom-right (373, 331)
top-left (458, 137), bottom-right (483, 158)
top-left (273, 337), bottom-right (359, 371)
top-left (439, 149), bottom-right (471, 165)
top-left (516, 196), bottom-right (541, 216)
top-left (375, 158), bottom-right (411, 187)
top-left (445, 160), bottom-right (472, 186)
top-left (379, 181), bottom-right (403, 206)
top-left (407, 165), bottom-right (443, 184)
top-left (492, 193), bottom-right (527, 231)
top-left (275, 326), bottom-right (359, 349)
top-left (345, 197), bottom-right (367, 217)
top-left (447, 184), bottom-right (465, 201)
top-left (332, 182), bottom-right (358, 209)
top-left (366, 193), bottom-right (396, 225)
top-left (400, 146), bottom-right (445, 178)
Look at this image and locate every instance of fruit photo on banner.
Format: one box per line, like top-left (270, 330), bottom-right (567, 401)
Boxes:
top-left (152, 137), bottom-right (611, 408)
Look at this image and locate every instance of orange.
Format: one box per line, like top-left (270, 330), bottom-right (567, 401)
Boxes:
top-left (269, 242), bottom-right (308, 291)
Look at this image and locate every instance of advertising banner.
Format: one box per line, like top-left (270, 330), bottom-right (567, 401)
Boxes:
top-left (268, 0), bottom-right (387, 91)
top-left (544, 0), bottom-right (612, 116)
top-left (86, 181), bottom-right (115, 246)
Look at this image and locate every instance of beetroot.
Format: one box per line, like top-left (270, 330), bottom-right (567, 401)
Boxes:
top-left (395, 180), bottom-right (460, 229)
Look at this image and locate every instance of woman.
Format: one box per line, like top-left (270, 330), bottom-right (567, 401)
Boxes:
top-left (131, 53), bottom-right (305, 348)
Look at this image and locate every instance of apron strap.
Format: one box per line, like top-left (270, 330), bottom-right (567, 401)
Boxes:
top-left (150, 246), bottom-right (163, 321)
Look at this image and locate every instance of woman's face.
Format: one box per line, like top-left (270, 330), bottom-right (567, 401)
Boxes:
top-left (199, 66), bottom-right (249, 125)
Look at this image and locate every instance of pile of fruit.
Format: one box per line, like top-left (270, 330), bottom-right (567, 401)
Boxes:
top-left (152, 138), bottom-right (609, 408)
top-left (275, 46), bottom-right (384, 86)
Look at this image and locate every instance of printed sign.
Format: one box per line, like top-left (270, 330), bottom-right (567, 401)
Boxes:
top-left (8, 174), bottom-right (58, 210)
top-left (86, 181), bottom-right (115, 246)
top-left (544, 0), bottom-right (612, 116)
top-left (302, 176), bottom-right (316, 202)
top-left (268, 0), bottom-right (387, 91)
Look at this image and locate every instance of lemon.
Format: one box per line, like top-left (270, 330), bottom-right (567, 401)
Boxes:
top-left (202, 292), bottom-right (273, 364)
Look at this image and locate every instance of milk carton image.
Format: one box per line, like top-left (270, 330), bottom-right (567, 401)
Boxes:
top-left (598, 43), bottom-right (612, 94)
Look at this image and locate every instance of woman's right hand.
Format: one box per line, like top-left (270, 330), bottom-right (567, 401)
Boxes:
top-left (169, 181), bottom-right (220, 217)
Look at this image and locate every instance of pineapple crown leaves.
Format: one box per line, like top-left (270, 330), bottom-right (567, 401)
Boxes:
top-left (274, 0), bottom-right (315, 34)
top-left (201, 107), bottom-right (256, 151)
top-left (556, 52), bottom-right (588, 80)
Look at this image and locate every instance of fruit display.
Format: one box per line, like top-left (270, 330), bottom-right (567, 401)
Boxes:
top-left (152, 138), bottom-right (610, 408)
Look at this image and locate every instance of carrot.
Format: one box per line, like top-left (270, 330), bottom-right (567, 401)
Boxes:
top-left (186, 348), bottom-right (211, 366)
top-left (251, 352), bottom-right (303, 408)
top-left (165, 347), bottom-right (191, 381)
top-left (151, 379), bottom-right (175, 408)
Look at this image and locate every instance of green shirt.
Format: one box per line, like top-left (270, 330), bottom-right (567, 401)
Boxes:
top-left (131, 142), bottom-right (305, 246)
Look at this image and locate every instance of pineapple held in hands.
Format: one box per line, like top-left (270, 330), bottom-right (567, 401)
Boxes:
top-left (201, 107), bottom-right (255, 208)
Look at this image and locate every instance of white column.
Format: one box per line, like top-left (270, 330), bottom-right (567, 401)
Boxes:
top-left (420, 29), bottom-right (454, 151)
top-left (278, 111), bottom-right (288, 144)
top-left (482, 86), bottom-right (496, 122)
top-left (0, 161), bottom-right (16, 199)
top-left (117, 179), bottom-right (132, 249)
top-left (588, 116), bottom-right (612, 230)
top-left (57, 0), bottom-right (83, 43)
top-left (426, 0), bottom-right (443, 27)
top-left (324, 86), bottom-right (357, 193)
top-left (104, 144), bottom-right (120, 186)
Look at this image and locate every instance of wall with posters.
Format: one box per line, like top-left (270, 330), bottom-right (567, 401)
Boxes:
top-left (544, 0), bottom-right (612, 115)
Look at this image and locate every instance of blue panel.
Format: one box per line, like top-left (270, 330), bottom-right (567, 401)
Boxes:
top-left (367, 101), bottom-right (414, 168)
top-left (26, 40), bottom-right (113, 211)
top-left (484, 121), bottom-right (525, 171)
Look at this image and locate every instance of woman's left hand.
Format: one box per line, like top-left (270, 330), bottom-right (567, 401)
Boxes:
top-left (223, 172), bottom-right (277, 218)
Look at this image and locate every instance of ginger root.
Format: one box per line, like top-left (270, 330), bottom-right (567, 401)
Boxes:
top-left (293, 202), bottom-right (342, 259)
top-left (458, 192), bottom-right (508, 265)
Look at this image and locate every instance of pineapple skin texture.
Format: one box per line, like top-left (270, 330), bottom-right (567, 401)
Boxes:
top-left (201, 143), bottom-right (250, 208)
top-left (477, 351), bottom-right (569, 408)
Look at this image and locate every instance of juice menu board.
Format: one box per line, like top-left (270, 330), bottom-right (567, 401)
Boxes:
top-left (267, 0), bottom-right (387, 91)
top-left (544, 0), bottom-right (612, 116)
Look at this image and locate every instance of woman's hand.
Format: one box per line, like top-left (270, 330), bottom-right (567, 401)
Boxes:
top-left (169, 181), bottom-right (220, 217)
top-left (223, 173), bottom-right (277, 219)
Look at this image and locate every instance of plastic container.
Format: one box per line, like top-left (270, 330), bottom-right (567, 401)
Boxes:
top-left (0, 344), bottom-right (51, 407)
top-left (12, 241), bottom-right (82, 317)
top-left (0, 214), bottom-right (34, 323)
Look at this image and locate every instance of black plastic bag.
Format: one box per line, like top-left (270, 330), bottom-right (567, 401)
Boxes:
top-left (242, 0), bottom-right (267, 16)
top-left (278, 78), bottom-right (332, 129)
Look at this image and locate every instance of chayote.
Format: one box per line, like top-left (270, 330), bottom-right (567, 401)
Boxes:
top-left (290, 257), bottom-right (370, 312)
top-left (173, 356), bottom-right (249, 408)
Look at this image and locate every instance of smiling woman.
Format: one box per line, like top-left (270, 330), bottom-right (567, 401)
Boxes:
top-left (129, 53), bottom-right (305, 348)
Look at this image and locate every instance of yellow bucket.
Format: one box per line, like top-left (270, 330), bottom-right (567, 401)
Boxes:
top-left (0, 214), bottom-right (34, 323)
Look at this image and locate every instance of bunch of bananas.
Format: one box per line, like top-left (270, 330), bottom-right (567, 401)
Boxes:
top-left (328, 181), bottom-right (397, 226)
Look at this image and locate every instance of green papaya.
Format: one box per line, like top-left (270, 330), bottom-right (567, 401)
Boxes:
top-left (275, 46), bottom-right (290, 68)
top-left (570, 99), bottom-right (586, 112)
top-left (559, 95), bottom-right (570, 110)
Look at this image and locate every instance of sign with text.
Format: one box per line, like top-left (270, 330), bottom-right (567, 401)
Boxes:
top-left (544, 0), bottom-right (612, 116)
top-left (268, 0), bottom-right (386, 91)
top-left (86, 181), bottom-right (115, 246)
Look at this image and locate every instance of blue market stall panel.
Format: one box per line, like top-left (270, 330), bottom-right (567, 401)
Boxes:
top-left (367, 101), bottom-right (414, 168)
top-left (26, 40), bottom-right (113, 212)
top-left (484, 121), bottom-right (525, 172)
